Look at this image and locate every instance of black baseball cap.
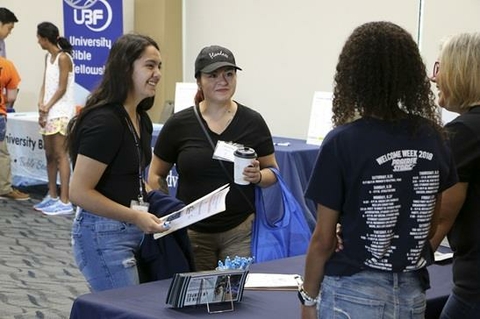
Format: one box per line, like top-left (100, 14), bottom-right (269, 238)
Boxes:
top-left (194, 45), bottom-right (242, 77)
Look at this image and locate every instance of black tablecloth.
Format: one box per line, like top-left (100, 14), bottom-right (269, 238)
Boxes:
top-left (70, 255), bottom-right (452, 319)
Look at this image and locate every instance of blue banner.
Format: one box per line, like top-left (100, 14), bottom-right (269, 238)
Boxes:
top-left (62, 0), bottom-right (123, 104)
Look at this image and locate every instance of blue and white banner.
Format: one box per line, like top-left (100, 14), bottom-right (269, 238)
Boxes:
top-left (62, 0), bottom-right (123, 105)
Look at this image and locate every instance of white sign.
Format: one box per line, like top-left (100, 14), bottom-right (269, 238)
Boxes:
top-left (174, 82), bottom-right (197, 113)
top-left (5, 112), bottom-right (48, 185)
top-left (306, 91), bottom-right (333, 145)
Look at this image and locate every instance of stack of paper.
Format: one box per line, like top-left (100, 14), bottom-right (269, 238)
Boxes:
top-left (244, 273), bottom-right (301, 291)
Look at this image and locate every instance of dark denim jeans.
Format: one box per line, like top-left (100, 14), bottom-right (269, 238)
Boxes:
top-left (440, 292), bottom-right (480, 319)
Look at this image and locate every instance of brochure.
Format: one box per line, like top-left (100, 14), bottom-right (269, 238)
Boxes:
top-left (166, 269), bottom-right (248, 308)
top-left (153, 184), bottom-right (230, 239)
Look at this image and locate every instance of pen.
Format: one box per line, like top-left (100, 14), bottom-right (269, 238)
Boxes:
top-left (274, 142), bottom-right (291, 146)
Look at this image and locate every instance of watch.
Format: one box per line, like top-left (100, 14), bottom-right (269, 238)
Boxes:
top-left (297, 285), bottom-right (317, 307)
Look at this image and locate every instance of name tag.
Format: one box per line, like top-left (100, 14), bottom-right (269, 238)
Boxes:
top-left (130, 200), bottom-right (149, 212)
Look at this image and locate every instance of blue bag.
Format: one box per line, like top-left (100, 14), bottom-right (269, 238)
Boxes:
top-left (251, 168), bottom-right (312, 263)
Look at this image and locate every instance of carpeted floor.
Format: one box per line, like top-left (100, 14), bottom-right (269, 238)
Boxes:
top-left (0, 186), bottom-right (90, 319)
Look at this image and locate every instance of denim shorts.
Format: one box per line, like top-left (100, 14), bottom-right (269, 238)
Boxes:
top-left (318, 270), bottom-right (426, 319)
top-left (71, 208), bottom-right (144, 292)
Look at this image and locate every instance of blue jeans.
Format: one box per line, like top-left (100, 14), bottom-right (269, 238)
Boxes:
top-left (0, 115), bottom-right (6, 141)
top-left (440, 292), bottom-right (480, 319)
top-left (318, 270), bottom-right (425, 319)
top-left (72, 209), bottom-right (144, 292)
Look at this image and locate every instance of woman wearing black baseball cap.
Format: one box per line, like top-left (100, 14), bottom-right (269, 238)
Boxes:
top-left (149, 45), bottom-right (279, 271)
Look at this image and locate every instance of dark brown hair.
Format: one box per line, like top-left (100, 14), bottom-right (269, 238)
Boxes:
top-left (332, 21), bottom-right (441, 133)
top-left (66, 34), bottom-right (160, 158)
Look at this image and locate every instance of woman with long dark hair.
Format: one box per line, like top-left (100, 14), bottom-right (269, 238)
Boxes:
top-left (35, 21), bottom-right (75, 215)
top-left (67, 34), bottom-right (168, 292)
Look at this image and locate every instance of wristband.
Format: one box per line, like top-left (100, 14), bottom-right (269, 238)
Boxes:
top-left (254, 170), bottom-right (263, 185)
top-left (297, 285), bottom-right (318, 307)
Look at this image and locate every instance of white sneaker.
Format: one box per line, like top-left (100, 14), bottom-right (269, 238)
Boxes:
top-left (41, 201), bottom-right (74, 216)
top-left (33, 195), bottom-right (59, 211)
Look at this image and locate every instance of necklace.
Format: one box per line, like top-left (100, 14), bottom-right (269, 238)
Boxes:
top-left (201, 102), bottom-right (236, 134)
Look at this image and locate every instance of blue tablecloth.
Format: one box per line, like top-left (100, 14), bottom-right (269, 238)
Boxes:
top-left (12, 117), bottom-right (320, 230)
top-left (151, 128), bottom-right (320, 230)
top-left (69, 255), bottom-right (452, 319)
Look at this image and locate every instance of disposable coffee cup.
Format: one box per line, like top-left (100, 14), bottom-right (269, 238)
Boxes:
top-left (234, 147), bottom-right (257, 185)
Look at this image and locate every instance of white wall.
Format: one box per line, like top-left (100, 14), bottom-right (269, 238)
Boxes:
top-left (2, 0), bottom-right (63, 111)
top-left (421, 0), bottom-right (480, 124)
top-left (4, 0), bottom-right (480, 138)
top-left (1, 0), bottom-right (134, 112)
top-left (184, 0), bottom-right (421, 138)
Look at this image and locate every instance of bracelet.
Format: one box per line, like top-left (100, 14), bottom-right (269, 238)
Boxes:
top-left (297, 285), bottom-right (318, 306)
top-left (254, 170), bottom-right (263, 185)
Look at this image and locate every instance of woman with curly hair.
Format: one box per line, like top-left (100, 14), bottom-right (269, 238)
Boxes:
top-left (299, 21), bottom-right (458, 319)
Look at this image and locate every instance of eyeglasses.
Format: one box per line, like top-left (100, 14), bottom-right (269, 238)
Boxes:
top-left (432, 61), bottom-right (440, 80)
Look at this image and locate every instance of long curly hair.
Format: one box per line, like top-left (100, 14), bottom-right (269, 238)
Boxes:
top-left (332, 21), bottom-right (441, 133)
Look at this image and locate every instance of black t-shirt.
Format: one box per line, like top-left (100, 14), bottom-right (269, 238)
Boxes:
top-left (445, 106), bottom-right (480, 300)
top-left (154, 103), bottom-right (274, 233)
top-left (305, 117), bottom-right (457, 275)
top-left (72, 104), bottom-right (153, 207)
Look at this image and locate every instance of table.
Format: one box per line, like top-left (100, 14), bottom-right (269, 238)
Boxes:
top-left (6, 113), bottom-right (167, 187)
top-left (9, 114), bottom-right (320, 226)
top-left (5, 112), bottom-right (48, 186)
top-left (69, 255), bottom-right (452, 319)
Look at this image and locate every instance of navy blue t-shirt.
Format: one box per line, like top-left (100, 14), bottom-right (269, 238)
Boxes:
top-left (305, 117), bottom-right (457, 275)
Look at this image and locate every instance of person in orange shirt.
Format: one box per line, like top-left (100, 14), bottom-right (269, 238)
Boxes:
top-left (0, 57), bottom-right (29, 200)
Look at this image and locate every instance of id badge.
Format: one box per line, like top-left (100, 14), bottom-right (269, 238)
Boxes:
top-left (130, 200), bottom-right (150, 212)
top-left (213, 141), bottom-right (242, 162)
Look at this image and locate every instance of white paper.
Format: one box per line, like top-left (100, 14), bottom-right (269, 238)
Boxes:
top-left (153, 184), bottom-right (230, 239)
top-left (441, 108), bottom-right (458, 125)
top-left (244, 273), bottom-right (301, 290)
top-left (174, 82), bottom-right (198, 113)
top-left (306, 91), bottom-right (333, 145)
top-left (434, 251), bottom-right (453, 262)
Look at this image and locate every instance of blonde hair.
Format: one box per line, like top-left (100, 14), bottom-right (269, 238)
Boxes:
top-left (439, 32), bottom-right (480, 109)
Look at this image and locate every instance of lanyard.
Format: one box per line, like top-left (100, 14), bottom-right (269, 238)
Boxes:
top-left (124, 113), bottom-right (145, 204)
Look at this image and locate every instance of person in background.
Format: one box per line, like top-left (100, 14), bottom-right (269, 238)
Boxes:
top-left (66, 34), bottom-right (169, 292)
top-left (300, 21), bottom-right (457, 319)
top-left (0, 57), bottom-right (30, 201)
top-left (0, 8), bottom-right (18, 58)
top-left (34, 22), bottom-right (76, 215)
top-left (429, 32), bottom-right (480, 319)
top-left (148, 45), bottom-right (278, 271)
top-left (0, 7), bottom-right (29, 201)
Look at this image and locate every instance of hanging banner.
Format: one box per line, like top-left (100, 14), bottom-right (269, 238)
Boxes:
top-left (62, 0), bottom-right (123, 105)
